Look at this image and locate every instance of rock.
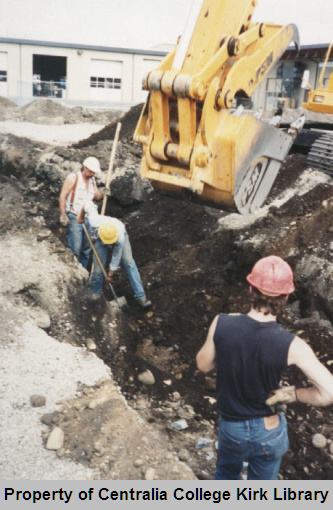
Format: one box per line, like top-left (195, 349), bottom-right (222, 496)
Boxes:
top-left (40, 413), bottom-right (54, 426)
top-left (178, 449), bottom-right (190, 462)
top-left (86, 338), bottom-right (97, 350)
top-left (133, 459), bottom-right (144, 467)
top-left (30, 394), bottom-right (46, 407)
top-left (137, 370), bottom-right (155, 386)
top-left (29, 307), bottom-right (51, 329)
top-left (171, 419), bottom-right (188, 430)
top-left (37, 230), bottom-right (52, 241)
top-left (144, 467), bottom-right (155, 480)
top-left (195, 437), bottom-right (214, 449)
top-left (312, 433), bottom-right (327, 449)
top-left (46, 427), bottom-right (64, 450)
top-left (89, 382), bottom-right (115, 409)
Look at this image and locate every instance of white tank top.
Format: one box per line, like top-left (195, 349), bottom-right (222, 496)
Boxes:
top-left (65, 171), bottom-right (96, 215)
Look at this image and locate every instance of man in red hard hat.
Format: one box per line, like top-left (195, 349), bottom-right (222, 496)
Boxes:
top-left (196, 255), bottom-right (333, 480)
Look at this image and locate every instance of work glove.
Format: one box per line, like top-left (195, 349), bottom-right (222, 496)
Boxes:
top-left (103, 188), bottom-right (111, 197)
top-left (59, 213), bottom-right (69, 227)
top-left (265, 385), bottom-right (297, 406)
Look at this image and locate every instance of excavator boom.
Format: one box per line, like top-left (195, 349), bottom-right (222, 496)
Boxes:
top-left (134, 0), bottom-right (305, 213)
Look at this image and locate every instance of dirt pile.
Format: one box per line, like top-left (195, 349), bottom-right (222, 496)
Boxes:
top-left (0, 98), bottom-right (123, 125)
top-left (0, 99), bottom-right (332, 480)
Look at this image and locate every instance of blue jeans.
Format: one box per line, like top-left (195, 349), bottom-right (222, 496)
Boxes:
top-left (215, 413), bottom-right (289, 480)
top-left (67, 212), bottom-right (92, 270)
top-left (90, 233), bottom-right (146, 299)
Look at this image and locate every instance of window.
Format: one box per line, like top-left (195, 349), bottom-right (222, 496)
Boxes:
top-left (90, 76), bottom-right (122, 89)
top-left (0, 70), bottom-right (7, 82)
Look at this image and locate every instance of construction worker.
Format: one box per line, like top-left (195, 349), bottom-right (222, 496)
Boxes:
top-left (77, 200), bottom-right (152, 309)
top-left (59, 157), bottom-right (102, 269)
top-left (196, 255), bottom-right (333, 480)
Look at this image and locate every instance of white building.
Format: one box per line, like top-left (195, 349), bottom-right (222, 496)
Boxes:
top-left (0, 37), bottom-right (331, 111)
top-left (0, 37), bottom-right (166, 107)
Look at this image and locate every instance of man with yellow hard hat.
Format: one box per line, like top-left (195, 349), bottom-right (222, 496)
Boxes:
top-left (79, 200), bottom-right (151, 309)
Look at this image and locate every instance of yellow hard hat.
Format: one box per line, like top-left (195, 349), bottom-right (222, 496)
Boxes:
top-left (98, 222), bottom-right (118, 244)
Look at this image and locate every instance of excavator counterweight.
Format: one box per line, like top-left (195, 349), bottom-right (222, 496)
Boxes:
top-left (134, 0), bottom-right (305, 213)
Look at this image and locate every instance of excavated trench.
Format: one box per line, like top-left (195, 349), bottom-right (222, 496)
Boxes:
top-left (1, 103), bottom-right (333, 479)
top-left (39, 159), bottom-right (333, 479)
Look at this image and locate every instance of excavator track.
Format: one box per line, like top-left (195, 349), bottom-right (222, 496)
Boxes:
top-left (307, 133), bottom-right (333, 176)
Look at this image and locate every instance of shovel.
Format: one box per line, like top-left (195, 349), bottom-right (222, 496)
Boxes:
top-left (82, 223), bottom-right (126, 310)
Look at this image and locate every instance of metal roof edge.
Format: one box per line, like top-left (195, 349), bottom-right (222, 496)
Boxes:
top-left (0, 37), bottom-right (168, 57)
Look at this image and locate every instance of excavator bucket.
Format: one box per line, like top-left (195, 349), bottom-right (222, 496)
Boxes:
top-left (134, 0), bottom-right (305, 214)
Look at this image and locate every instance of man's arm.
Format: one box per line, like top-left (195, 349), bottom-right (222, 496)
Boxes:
top-left (93, 181), bottom-right (103, 201)
top-left (196, 315), bottom-right (218, 373)
top-left (84, 200), bottom-right (101, 228)
top-left (59, 174), bottom-right (76, 215)
top-left (288, 336), bottom-right (333, 406)
top-left (109, 229), bottom-right (125, 272)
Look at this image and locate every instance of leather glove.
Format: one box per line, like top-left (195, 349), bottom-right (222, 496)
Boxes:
top-left (104, 188), bottom-right (111, 197)
top-left (59, 213), bottom-right (69, 227)
top-left (265, 385), bottom-right (297, 406)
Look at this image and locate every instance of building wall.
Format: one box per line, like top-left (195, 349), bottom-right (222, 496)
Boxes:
top-left (0, 39), bottom-right (165, 106)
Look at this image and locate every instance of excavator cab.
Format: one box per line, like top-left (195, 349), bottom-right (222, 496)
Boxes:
top-left (134, 0), bottom-right (305, 214)
top-left (302, 44), bottom-right (333, 114)
top-left (302, 43), bottom-right (333, 174)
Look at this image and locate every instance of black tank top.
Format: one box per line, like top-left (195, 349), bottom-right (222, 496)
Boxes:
top-left (214, 313), bottom-right (294, 420)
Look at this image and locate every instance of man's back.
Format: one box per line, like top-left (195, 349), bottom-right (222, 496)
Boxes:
top-left (214, 313), bottom-right (294, 420)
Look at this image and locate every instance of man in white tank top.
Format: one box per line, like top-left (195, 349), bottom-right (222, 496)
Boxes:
top-left (59, 156), bottom-right (102, 269)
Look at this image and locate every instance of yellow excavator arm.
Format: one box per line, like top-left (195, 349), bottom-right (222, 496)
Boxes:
top-left (134, 0), bottom-right (305, 214)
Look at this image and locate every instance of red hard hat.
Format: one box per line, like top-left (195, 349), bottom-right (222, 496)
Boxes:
top-left (246, 255), bottom-right (295, 295)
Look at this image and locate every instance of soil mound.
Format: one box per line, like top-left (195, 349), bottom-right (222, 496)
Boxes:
top-left (73, 103), bottom-right (143, 147)
top-left (0, 96), bottom-right (17, 108)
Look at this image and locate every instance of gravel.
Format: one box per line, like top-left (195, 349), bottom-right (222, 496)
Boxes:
top-left (0, 307), bottom-right (110, 479)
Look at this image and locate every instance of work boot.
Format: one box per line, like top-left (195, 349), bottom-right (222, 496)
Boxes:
top-left (136, 297), bottom-right (152, 309)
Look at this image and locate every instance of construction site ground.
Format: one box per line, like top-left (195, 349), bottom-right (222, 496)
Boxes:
top-left (0, 98), bottom-right (332, 481)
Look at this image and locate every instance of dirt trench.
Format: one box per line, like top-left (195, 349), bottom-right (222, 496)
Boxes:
top-left (1, 102), bottom-right (333, 480)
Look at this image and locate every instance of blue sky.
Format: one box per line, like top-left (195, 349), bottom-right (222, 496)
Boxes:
top-left (0, 0), bottom-right (331, 49)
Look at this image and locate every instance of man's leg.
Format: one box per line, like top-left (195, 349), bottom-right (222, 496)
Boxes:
top-left (121, 233), bottom-right (146, 299)
top-left (247, 413), bottom-right (289, 480)
top-left (90, 239), bottom-right (109, 295)
top-left (67, 212), bottom-right (83, 261)
top-left (79, 218), bottom-right (92, 270)
top-left (215, 418), bottom-right (249, 480)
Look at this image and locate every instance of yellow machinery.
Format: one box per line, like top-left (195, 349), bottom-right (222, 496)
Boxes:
top-left (134, 0), bottom-right (305, 214)
top-left (302, 44), bottom-right (333, 175)
top-left (302, 44), bottom-right (333, 114)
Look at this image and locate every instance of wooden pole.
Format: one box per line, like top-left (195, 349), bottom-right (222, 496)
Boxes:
top-left (89, 121), bottom-right (121, 280)
top-left (101, 121), bottom-right (122, 215)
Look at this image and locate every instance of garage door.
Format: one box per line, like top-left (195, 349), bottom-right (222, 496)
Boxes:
top-left (90, 59), bottom-right (122, 102)
top-left (0, 52), bottom-right (8, 96)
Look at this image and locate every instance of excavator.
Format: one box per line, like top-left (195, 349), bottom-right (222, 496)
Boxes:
top-left (301, 43), bottom-right (333, 175)
top-left (134, 0), bottom-right (305, 214)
